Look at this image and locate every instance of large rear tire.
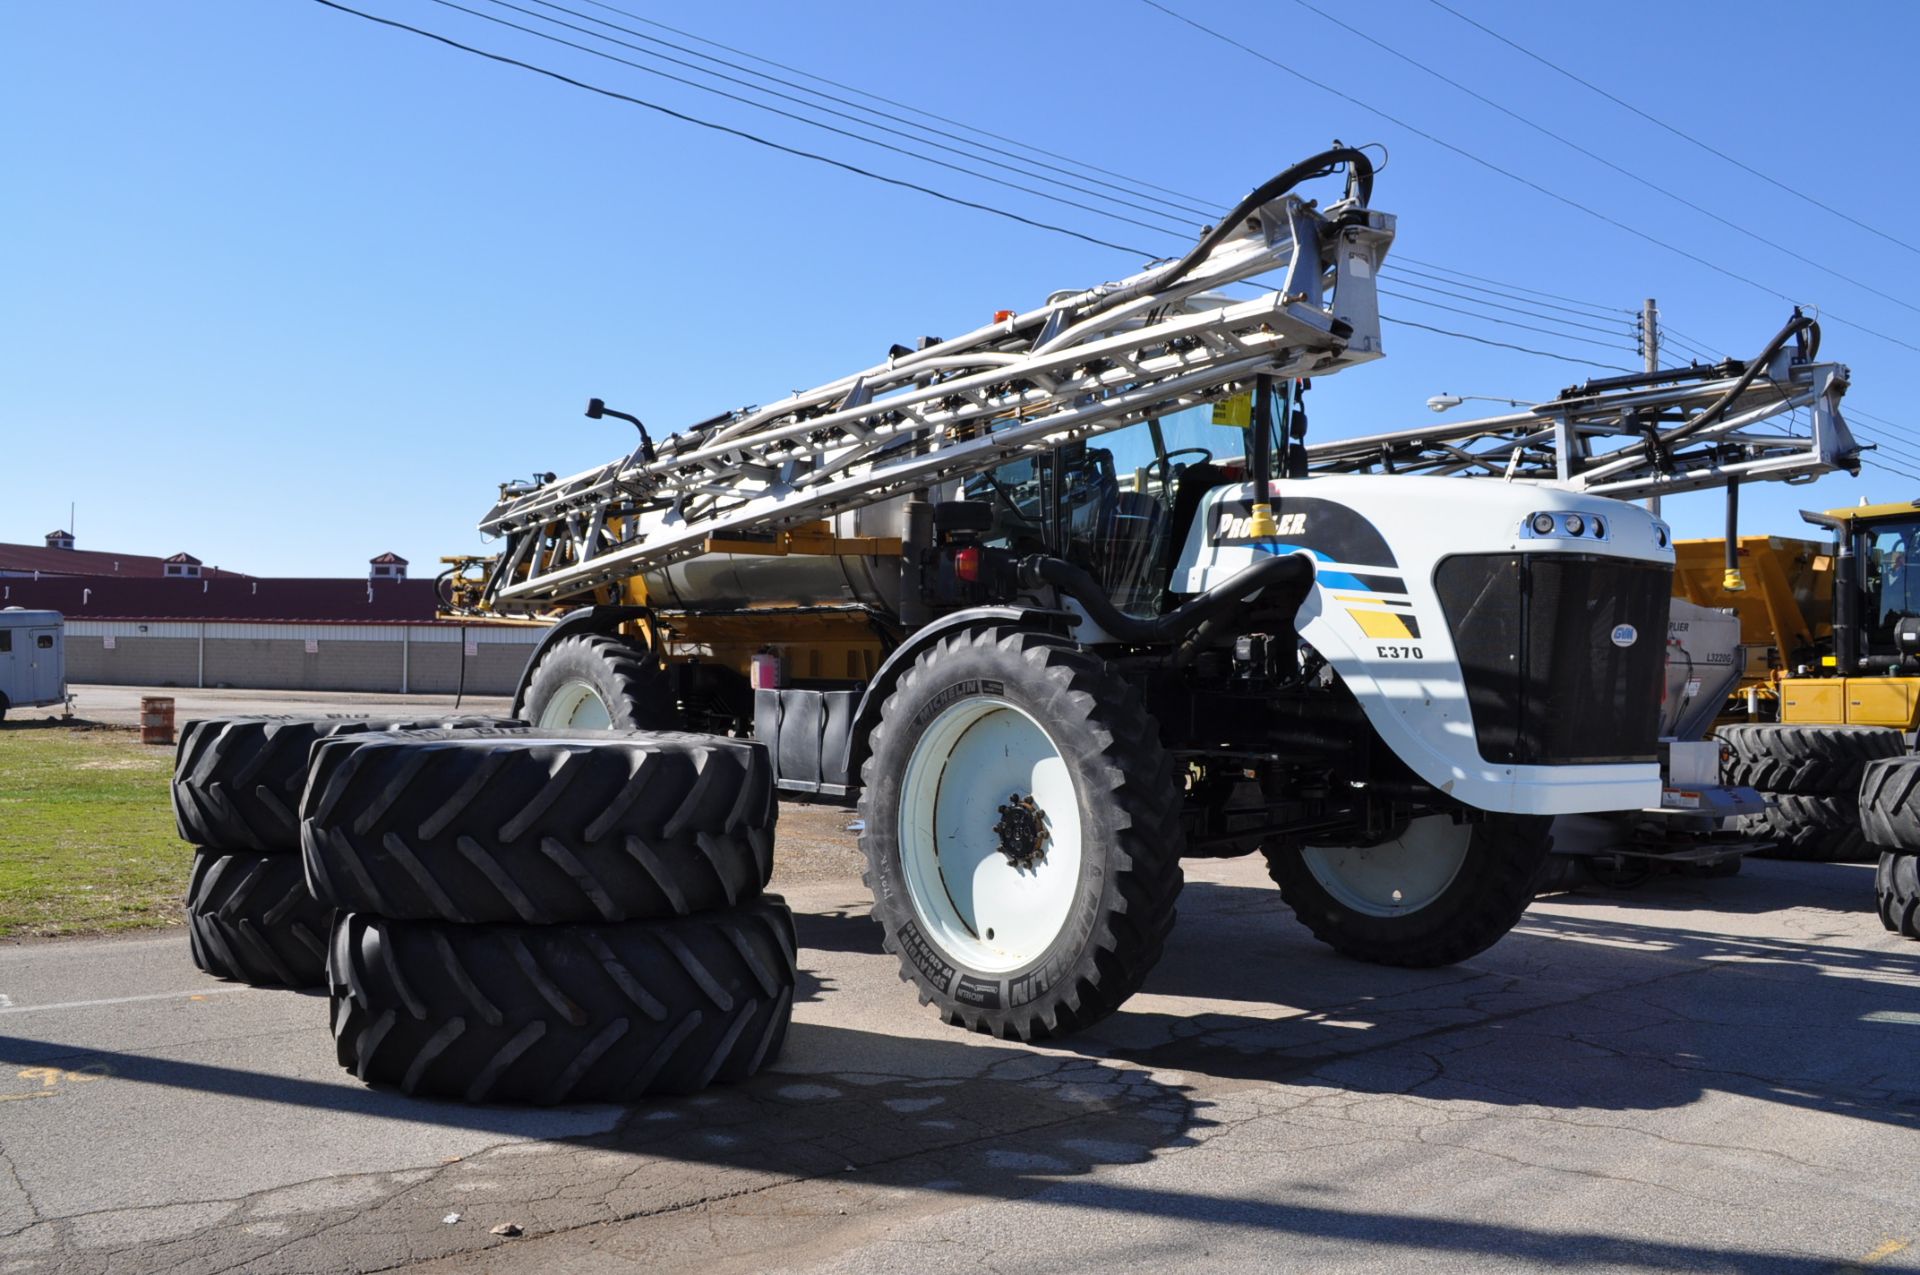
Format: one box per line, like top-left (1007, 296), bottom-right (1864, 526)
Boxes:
top-left (858, 627), bottom-right (1184, 1041)
top-left (1264, 811), bottom-right (1552, 967)
top-left (301, 731), bottom-right (774, 923)
top-left (1875, 852), bottom-right (1920, 938)
top-left (327, 901), bottom-right (796, 1104)
top-left (1738, 794), bottom-right (1873, 862)
top-left (1717, 724), bottom-right (1903, 796)
top-left (522, 634), bottom-right (674, 731)
top-left (172, 715), bottom-right (505, 853)
top-left (1858, 756), bottom-right (1920, 850)
top-left (187, 849), bottom-right (331, 988)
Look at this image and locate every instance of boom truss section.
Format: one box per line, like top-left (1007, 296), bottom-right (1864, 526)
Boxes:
top-left (477, 186), bottom-right (1395, 611)
top-left (1306, 334), bottom-right (1858, 498)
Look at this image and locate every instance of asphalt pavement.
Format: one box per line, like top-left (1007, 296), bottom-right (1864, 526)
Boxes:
top-left (1, 848), bottom-right (1916, 1274)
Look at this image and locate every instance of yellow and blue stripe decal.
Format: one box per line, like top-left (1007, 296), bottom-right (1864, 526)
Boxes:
top-left (1212, 496), bottom-right (1419, 639)
top-left (1257, 546), bottom-right (1422, 639)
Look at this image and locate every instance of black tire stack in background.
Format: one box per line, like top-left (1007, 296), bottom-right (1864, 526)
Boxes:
top-left (1719, 724), bottom-right (1903, 863)
top-left (1858, 756), bottom-right (1920, 940)
top-left (172, 716), bottom-right (500, 988)
top-left (303, 728), bottom-right (794, 1104)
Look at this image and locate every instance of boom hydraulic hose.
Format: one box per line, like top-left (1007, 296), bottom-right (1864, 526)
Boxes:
top-left (1019, 552), bottom-right (1314, 646)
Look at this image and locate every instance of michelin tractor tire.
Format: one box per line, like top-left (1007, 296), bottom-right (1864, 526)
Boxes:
top-left (1717, 724), bottom-right (1903, 797)
top-left (1875, 852), bottom-right (1920, 938)
top-left (857, 626), bottom-right (1185, 1042)
top-left (187, 848), bottom-right (332, 988)
top-left (521, 633), bottom-right (674, 731)
top-left (1857, 755), bottom-right (1920, 852)
top-left (327, 900), bottom-right (796, 1104)
top-left (172, 715), bottom-right (508, 854)
top-left (301, 731), bottom-right (774, 925)
top-left (1738, 794), bottom-right (1872, 862)
top-left (1264, 811), bottom-right (1553, 968)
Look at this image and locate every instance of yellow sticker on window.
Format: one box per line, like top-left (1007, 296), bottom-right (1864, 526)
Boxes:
top-left (1211, 394), bottom-right (1252, 429)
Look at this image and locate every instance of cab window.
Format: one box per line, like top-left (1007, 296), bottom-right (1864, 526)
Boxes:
top-left (1864, 522), bottom-right (1920, 651)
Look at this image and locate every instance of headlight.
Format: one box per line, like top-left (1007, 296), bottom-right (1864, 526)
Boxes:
top-left (1524, 509), bottom-right (1613, 541)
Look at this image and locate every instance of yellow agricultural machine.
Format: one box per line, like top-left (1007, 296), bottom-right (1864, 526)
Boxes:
top-left (1674, 503), bottom-right (1920, 863)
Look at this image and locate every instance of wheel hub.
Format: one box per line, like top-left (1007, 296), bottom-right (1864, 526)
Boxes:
top-left (993, 793), bottom-right (1050, 871)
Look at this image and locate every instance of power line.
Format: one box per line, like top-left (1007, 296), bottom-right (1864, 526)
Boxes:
top-left (1655, 321), bottom-right (1726, 364)
top-left (1388, 259), bottom-right (1631, 323)
top-left (1394, 254), bottom-right (1633, 317)
top-left (1657, 332), bottom-right (1724, 367)
top-left (1424, 0), bottom-right (1920, 262)
top-left (1382, 314), bottom-right (1634, 372)
top-left (313, 2), bottom-right (1663, 384)
top-left (530, 0), bottom-right (1218, 222)
top-left (491, 0), bottom-right (1212, 228)
top-left (567, 0), bottom-right (1216, 211)
top-left (1140, 0), bottom-right (1920, 359)
top-left (1380, 288), bottom-right (1635, 354)
top-left (459, 2), bottom-right (1696, 374)
top-left (1853, 429), bottom-right (1920, 469)
top-left (1860, 454), bottom-right (1920, 485)
top-left (308, 0), bottom-right (1158, 256)
top-left (1845, 410), bottom-right (1920, 459)
top-left (1288, 0), bottom-right (1920, 319)
top-left (1847, 406), bottom-right (1914, 433)
top-left (1381, 274), bottom-right (1636, 343)
top-left (425, 0), bottom-right (1199, 240)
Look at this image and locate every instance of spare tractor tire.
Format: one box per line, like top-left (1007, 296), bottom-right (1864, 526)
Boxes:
top-left (1737, 793), bottom-right (1873, 862)
top-left (173, 715), bottom-right (513, 854)
top-left (1875, 852), bottom-right (1920, 937)
top-left (301, 731), bottom-right (774, 924)
top-left (521, 633), bottom-right (674, 730)
top-left (1265, 811), bottom-right (1553, 967)
top-left (327, 899), bottom-right (795, 1103)
top-left (1858, 755), bottom-right (1920, 850)
top-left (1717, 724), bottom-right (1903, 796)
top-left (187, 848), bottom-right (332, 988)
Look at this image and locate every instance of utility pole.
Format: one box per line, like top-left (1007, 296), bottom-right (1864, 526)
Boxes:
top-left (1642, 298), bottom-right (1661, 515)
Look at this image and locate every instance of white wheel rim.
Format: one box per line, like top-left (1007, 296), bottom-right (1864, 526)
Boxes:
top-left (897, 696), bottom-right (1085, 974)
top-left (538, 679), bottom-right (614, 730)
top-left (1301, 814), bottom-right (1472, 918)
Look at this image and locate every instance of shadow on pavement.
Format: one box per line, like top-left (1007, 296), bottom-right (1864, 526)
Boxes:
top-left (5, 863), bottom-right (1914, 1273)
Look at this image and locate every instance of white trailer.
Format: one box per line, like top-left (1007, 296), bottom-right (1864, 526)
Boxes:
top-left (0, 609), bottom-right (66, 720)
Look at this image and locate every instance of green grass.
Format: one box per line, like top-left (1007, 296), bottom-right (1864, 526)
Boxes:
top-left (0, 725), bottom-right (187, 937)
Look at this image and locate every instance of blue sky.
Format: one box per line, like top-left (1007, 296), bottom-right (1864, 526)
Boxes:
top-left (4, 1), bottom-right (1915, 576)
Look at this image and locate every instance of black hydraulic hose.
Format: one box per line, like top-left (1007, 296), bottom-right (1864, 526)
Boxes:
top-left (1020, 552), bottom-right (1314, 644)
top-left (1724, 475), bottom-right (1743, 590)
top-left (1072, 145), bottom-right (1375, 321)
top-left (1658, 310), bottom-right (1816, 451)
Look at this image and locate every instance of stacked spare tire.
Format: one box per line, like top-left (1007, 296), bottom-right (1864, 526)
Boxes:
top-left (1857, 756), bottom-right (1920, 941)
top-left (303, 727), bottom-right (794, 1104)
top-left (1718, 724), bottom-right (1902, 863)
top-left (173, 715), bottom-right (500, 988)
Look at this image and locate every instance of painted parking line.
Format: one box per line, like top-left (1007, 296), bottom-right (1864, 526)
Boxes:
top-left (0, 986), bottom-right (252, 1016)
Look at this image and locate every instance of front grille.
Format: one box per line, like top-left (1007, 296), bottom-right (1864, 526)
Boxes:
top-left (1435, 553), bottom-right (1671, 766)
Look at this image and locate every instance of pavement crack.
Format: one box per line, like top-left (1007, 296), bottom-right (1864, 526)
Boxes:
top-left (0, 1133), bottom-right (40, 1233)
